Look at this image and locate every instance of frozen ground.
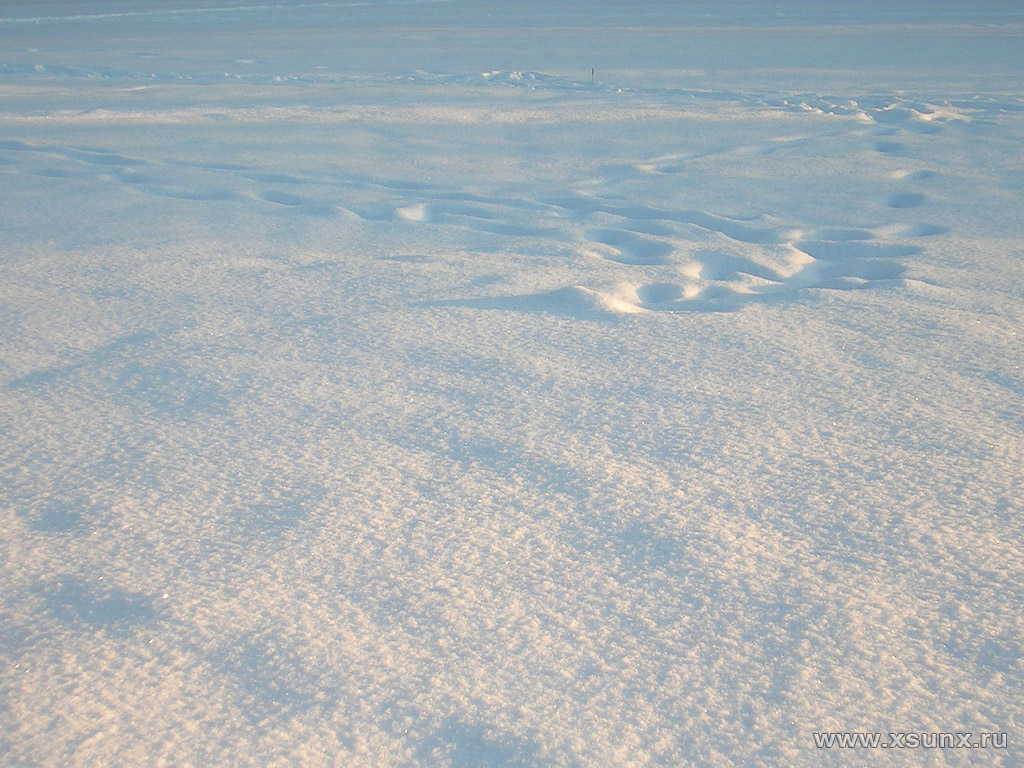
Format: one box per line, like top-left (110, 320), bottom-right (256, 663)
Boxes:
top-left (1, 1), bottom-right (1023, 766)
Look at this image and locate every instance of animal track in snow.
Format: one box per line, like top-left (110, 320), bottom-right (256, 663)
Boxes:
top-left (636, 282), bottom-right (686, 306)
top-left (0, 85), bottom-right (953, 320)
top-left (881, 191), bottom-right (927, 209)
top-left (692, 249), bottom-right (787, 283)
top-left (582, 228), bottom-right (673, 265)
top-left (438, 219), bottom-right (926, 318)
top-left (624, 237), bottom-right (913, 313)
top-left (419, 165), bottom-right (943, 317)
top-left (871, 140), bottom-right (904, 154)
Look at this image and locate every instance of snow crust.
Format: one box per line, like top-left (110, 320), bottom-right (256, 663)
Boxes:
top-left (1, 1), bottom-right (1022, 765)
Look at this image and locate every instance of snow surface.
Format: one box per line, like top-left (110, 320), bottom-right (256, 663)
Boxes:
top-left (1, 1), bottom-right (1023, 766)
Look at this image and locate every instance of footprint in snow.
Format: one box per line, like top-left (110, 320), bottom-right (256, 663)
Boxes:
top-left (583, 228), bottom-right (673, 265)
top-left (881, 191), bottom-right (927, 209)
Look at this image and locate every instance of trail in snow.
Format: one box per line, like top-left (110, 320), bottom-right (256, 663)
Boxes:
top-left (0, 80), bottom-right (973, 319)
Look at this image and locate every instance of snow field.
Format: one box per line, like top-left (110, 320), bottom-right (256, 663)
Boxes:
top-left (1, 2), bottom-right (1023, 766)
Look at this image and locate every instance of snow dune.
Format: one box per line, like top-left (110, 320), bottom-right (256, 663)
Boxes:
top-left (1, 1), bottom-right (1022, 766)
